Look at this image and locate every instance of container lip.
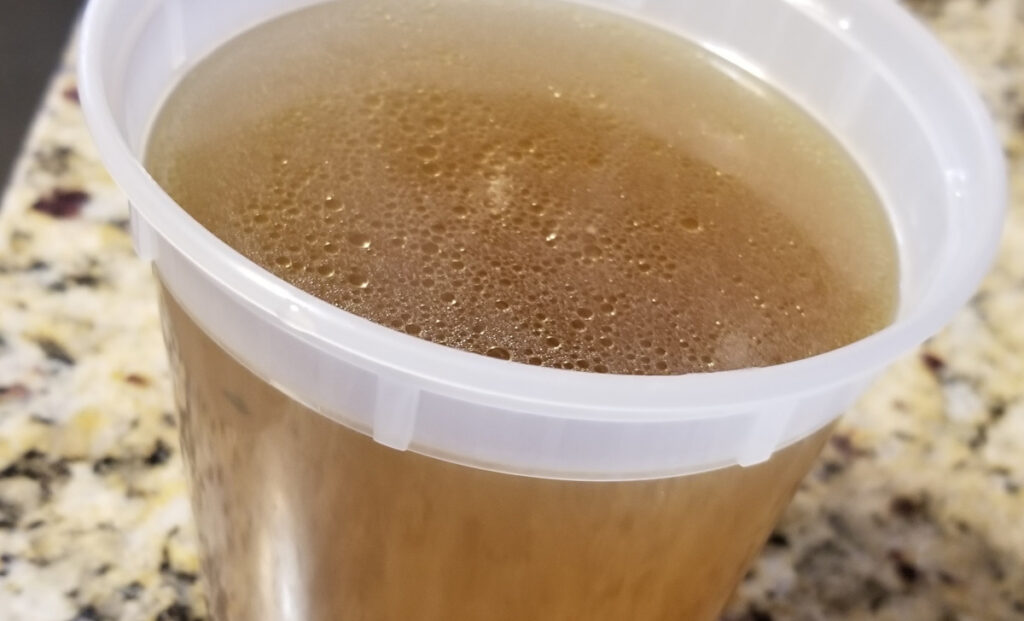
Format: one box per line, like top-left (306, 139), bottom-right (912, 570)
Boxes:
top-left (78, 0), bottom-right (1006, 418)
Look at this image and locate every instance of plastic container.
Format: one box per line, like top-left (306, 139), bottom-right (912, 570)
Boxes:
top-left (78, 2), bottom-right (1005, 619)
top-left (79, 0), bottom-right (1004, 480)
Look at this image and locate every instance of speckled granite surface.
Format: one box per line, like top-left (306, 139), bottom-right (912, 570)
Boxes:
top-left (0, 1), bottom-right (1021, 619)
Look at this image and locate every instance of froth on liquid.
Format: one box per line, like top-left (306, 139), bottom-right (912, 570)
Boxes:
top-left (147, 0), bottom-right (898, 374)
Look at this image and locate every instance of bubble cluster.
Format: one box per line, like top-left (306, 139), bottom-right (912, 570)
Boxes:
top-left (147, 0), bottom-right (897, 375)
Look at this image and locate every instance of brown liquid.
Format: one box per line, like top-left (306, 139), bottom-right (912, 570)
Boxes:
top-left (163, 287), bottom-right (833, 621)
top-left (146, 0), bottom-right (898, 374)
top-left (149, 2), bottom-right (896, 618)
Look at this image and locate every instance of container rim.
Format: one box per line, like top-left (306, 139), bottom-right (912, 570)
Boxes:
top-left (77, 0), bottom-right (1006, 419)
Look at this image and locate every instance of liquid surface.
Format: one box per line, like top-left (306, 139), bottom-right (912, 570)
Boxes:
top-left (147, 0), bottom-right (898, 374)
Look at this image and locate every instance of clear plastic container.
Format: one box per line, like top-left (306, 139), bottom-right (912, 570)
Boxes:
top-left (78, 0), bottom-right (1005, 619)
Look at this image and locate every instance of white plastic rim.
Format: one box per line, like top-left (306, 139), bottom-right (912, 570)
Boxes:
top-left (79, 0), bottom-right (1005, 479)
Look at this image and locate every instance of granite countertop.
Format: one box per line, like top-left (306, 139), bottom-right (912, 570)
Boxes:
top-left (0, 1), bottom-right (1022, 620)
